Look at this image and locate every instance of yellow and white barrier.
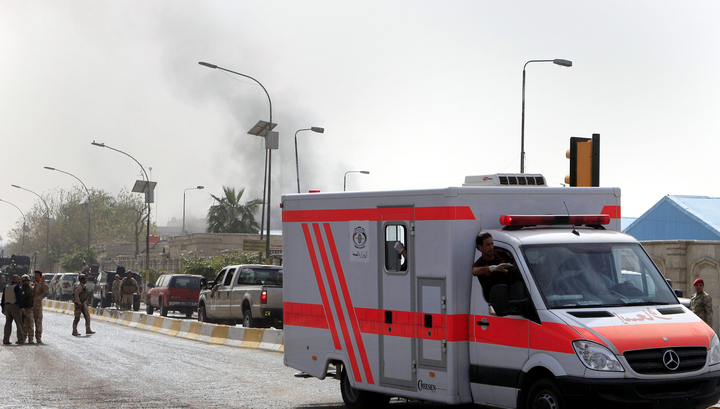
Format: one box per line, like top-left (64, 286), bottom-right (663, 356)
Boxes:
top-left (42, 299), bottom-right (284, 352)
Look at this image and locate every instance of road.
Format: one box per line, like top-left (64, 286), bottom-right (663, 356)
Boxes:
top-left (1, 309), bottom-right (474, 409)
top-left (0, 310), bottom-right (343, 409)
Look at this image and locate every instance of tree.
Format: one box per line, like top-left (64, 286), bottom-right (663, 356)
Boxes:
top-left (180, 249), bottom-right (259, 281)
top-left (59, 245), bottom-right (98, 273)
top-left (206, 186), bottom-right (262, 233)
top-left (4, 186), bottom-right (152, 267)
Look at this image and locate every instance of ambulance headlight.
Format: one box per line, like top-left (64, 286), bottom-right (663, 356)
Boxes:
top-left (709, 334), bottom-right (720, 366)
top-left (572, 340), bottom-right (624, 372)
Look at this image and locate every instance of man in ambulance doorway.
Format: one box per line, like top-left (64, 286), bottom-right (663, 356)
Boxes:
top-left (472, 232), bottom-right (514, 301)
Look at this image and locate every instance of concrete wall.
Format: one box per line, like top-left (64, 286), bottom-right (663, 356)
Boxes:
top-left (641, 240), bottom-right (720, 333)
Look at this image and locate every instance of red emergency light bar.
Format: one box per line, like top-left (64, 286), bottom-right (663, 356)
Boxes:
top-left (499, 214), bottom-right (610, 227)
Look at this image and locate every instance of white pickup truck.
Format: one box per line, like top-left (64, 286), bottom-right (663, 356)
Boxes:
top-left (197, 264), bottom-right (283, 328)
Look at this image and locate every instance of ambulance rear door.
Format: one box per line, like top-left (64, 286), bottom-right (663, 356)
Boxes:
top-left (379, 209), bottom-right (416, 390)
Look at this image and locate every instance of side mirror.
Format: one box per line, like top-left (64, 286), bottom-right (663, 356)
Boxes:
top-left (147, 283), bottom-right (155, 289)
top-left (675, 289), bottom-right (684, 298)
top-left (490, 284), bottom-right (510, 317)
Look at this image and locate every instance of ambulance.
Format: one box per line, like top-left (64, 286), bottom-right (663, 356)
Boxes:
top-left (281, 174), bottom-right (720, 409)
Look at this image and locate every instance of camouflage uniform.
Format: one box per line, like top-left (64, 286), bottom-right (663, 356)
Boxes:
top-left (72, 280), bottom-right (94, 335)
top-left (20, 280), bottom-right (35, 344)
top-left (691, 291), bottom-right (713, 327)
top-left (32, 278), bottom-right (48, 343)
top-left (112, 277), bottom-right (122, 309)
top-left (120, 275), bottom-right (139, 311)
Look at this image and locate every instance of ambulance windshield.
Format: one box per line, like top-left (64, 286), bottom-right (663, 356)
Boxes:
top-left (522, 243), bottom-right (678, 309)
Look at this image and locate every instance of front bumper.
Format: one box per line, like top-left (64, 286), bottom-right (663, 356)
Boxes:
top-left (557, 372), bottom-right (720, 409)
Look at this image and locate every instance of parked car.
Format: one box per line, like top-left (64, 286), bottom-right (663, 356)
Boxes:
top-left (197, 264), bottom-right (283, 328)
top-left (92, 269), bottom-right (142, 311)
top-left (48, 274), bottom-right (62, 300)
top-left (146, 274), bottom-right (203, 318)
top-left (55, 273), bottom-right (78, 301)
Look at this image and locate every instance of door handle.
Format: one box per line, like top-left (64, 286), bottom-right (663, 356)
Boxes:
top-left (477, 318), bottom-right (490, 327)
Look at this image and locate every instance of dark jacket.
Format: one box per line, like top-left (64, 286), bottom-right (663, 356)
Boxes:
top-left (1, 283), bottom-right (25, 309)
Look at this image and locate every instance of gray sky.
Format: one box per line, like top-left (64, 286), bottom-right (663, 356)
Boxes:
top-left (1, 1), bottom-right (719, 243)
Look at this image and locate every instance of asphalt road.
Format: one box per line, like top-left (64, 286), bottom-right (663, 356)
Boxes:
top-left (0, 310), bottom-right (343, 408)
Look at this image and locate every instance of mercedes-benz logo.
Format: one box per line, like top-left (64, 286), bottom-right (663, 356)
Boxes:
top-left (663, 350), bottom-right (680, 371)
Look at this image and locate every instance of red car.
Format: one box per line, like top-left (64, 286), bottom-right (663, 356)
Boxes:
top-left (146, 274), bottom-right (203, 318)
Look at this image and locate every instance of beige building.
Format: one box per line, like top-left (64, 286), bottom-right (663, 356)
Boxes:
top-left (642, 240), bottom-right (720, 333)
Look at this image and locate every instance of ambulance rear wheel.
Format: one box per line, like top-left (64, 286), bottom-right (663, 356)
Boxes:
top-left (526, 378), bottom-right (564, 409)
top-left (340, 366), bottom-right (390, 409)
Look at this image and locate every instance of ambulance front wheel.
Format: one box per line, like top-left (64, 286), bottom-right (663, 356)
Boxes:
top-left (526, 378), bottom-right (565, 409)
top-left (340, 366), bottom-right (389, 409)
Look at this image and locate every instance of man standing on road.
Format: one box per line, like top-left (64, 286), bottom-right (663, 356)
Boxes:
top-left (20, 275), bottom-right (35, 344)
top-left (2, 274), bottom-right (25, 345)
top-left (72, 274), bottom-right (94, 336)
top-left (120, 271), bottom-right (139, 311)
top-left (32, 270), bottom-right (48, 344)
top-left (691, 278), bottom-right (713, 328)
top-left (112, 275), bottom-right (122, 309)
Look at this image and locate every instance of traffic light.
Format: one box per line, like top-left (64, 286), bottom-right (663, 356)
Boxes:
top-left (565, 133), bottom-right (600, 187)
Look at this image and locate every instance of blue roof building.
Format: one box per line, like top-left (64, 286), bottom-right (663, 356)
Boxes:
top-left (624, 195), bottom-right (720, 241)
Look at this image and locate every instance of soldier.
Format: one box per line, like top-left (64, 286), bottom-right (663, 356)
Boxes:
top-left (691, 278), bottom-right (713, 327)
top-left (120, 271), bottom-right (139, 311)
top-left (2, 274), bottom-right (25, 345)
top-left (20, 275), bottom-right (35, 344)
top-left (72, 274), bottom-right (94, 336)
top-left (79, 261), bottom-right (90, 275)
top-left (112, 275), bottom-right (122, 309)
top-left (32, 270), bottom-right (49, 344)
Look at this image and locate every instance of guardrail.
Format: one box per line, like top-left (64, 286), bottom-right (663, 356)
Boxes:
top-left (42, 299), bottom-right (284, 352)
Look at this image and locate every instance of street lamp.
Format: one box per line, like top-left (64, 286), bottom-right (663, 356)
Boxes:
top-left (183, 186), bottom-right (204, 234)
top-left (0, 199), bottom-right (26, 253)
top-left (91, 141), bottom-right (153, 289)
top-left (44, 166), bottom-right (91, 256)
top-left (199, 61), bottom-right (275, 264)
top-left (11, 184), bottom-right (50, 270)
top-left (343, 170), bottom-right (370, 191)
top-left (294, 127), bottom-right (325, 193)
top-left (520, 58), bottom-right (572, 173)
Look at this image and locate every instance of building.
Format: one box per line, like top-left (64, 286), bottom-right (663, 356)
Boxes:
top-left (624, 195), bottom-right (720, 241)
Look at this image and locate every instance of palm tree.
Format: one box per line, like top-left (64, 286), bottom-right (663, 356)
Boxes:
top-left (206, 186), bottom-right (262, 233)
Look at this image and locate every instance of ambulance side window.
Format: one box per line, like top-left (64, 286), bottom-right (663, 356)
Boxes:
top-left (385, 224), bottom-right (407, 272)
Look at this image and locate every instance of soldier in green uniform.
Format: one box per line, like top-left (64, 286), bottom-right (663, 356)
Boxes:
top-left (72, 274), bottom-right (95, 336)
top-left (120, 271), bottom-right (139, 311)
top-left (32, 270), bottom-right (48, 343)
top-left (20, 275), bottom-right (35, 344)
top-left (690, 278), bottom-right (714, 328)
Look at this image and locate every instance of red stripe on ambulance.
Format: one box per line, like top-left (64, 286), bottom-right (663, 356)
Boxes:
top-left (301, 223), bottom-right (342, 349)
top-left (283, 206), bottom-right (476, 223)
top-left (324, 224), bottom-right (375, 384)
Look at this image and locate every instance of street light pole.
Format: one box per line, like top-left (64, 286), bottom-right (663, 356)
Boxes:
top-left (0, 199), bottom-right (26, 253)
top-left (183, 186), bottom-right (204, 234)
top-left (199, 61), bottom-right (275, 263)
top-left (520, 58), bottom-right (572, 173)
top-left (91, 141), bottom-right (152, 289)
top-left (44, 166), bottom-right (91, 256)
top-left (294, 127), bottom-right (325, 193)
top-left (11, 184), bottom-right (50, 271)
top-left (343, 170), bottom-right (370, 191)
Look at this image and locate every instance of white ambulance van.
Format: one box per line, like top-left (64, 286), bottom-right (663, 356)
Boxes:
top-left (282, 174), bottom-right (720, 409)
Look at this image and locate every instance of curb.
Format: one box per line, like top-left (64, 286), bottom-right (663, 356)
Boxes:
top-left (42, 299), bottom-right (284, 352)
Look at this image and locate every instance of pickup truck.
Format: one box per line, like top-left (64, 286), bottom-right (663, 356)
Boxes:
top-left (197, 264), bottom-right (283, 328)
